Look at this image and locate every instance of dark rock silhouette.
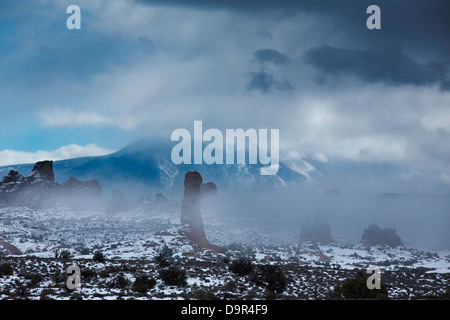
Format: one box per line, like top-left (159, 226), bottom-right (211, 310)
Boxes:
top-left (0, 160), bottom-right (102, 207)
top-left (180, 171), bottom-right (219, 251)
top-left (181, 171), bottom-right (203, 226)
top-left (200, 182), bottom-right (218, 196)
top-left (62, 177), bottom-right (102, 198)
top-left (0, 170), bottom-right (27, 204)
top-left (2, 170), bottom-right (22, 184)
top-left (361, 224), bottom-right (404, 247)
top-left (28, 161), bottom-right (55, 183)
top-left (299, 214), bottom-right (334, 244)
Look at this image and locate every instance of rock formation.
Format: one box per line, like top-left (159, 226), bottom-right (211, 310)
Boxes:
top-left (0, 160), bottom-right (102, 207)
top-left (62, 177), bottom-right (102, 198)
top-left (155, 193), bottom-right (169, 204)
top-left (180, 171), bottom-right (219, 251)
top-left (200, 182), bottom-right (218, 196)
top-left (361, 223), bottom-right (404, 247)
top-left (299, 214), bottom-right (335, 244)
top-left (28, 161), bottom-right (55, 183)
top-left (0, 234), bottom-right (23, 255)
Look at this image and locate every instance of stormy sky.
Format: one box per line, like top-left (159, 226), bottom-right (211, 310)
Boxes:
top-left (0, 0), bottom-right (449, 194)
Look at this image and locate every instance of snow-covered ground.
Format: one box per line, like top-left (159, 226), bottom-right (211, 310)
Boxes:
top-left (0, 204), bottom-right (448, 300)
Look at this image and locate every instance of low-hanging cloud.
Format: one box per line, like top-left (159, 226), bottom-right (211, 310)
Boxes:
top-left (304, 45), bottom-right (450, 91)
top-left (0, 144), bottom-right (114, 167)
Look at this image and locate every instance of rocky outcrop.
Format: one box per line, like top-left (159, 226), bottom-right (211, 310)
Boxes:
top-left (0, 160), bottom-right (102, 207)
top-left (180, 171), bottom-right (219, 251)
top-left (361, 224), bottom-right (404, 247)
top-left (28, 161), bottom-right (55, 183)
top-left (0, 234), bottom-right (23, 255)
top-left (299, 214), bottom-right (334, 244)
top-left (155, 193), bottom-right (169, 204)
top-left (0, 161), bottom-right (55, 206)
top-left (181, 171), bottom-right (203, 226)
top-left (62, 177), bottom-right (102, 198)
top-left (200, 182), bottom-right (218, 196)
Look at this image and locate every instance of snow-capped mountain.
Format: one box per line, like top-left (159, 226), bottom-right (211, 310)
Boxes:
top-left (0, 138), bottom-right (320, 199)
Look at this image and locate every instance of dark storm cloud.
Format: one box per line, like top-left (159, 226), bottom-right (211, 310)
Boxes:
top-left (304, 45), bottom-right (450, 91)
top-left (253, 49), bottom-right (291, 66)
top-left (137, 0), bottom-right (450, 59)
top-left (247, 68), bottom-right (293, 93)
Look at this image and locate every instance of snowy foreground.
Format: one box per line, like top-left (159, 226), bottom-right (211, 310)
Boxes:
top-left (0, 204), bottom-right (449, 300)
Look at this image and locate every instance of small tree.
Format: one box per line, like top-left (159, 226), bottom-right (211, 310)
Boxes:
top-left (229, 258), bottom-right (253, 276)
top-left (159, 266), bottom-right (187, 286)
top-left (331, 276), bottom-right (389, 299)
top-left (0, 263), bottom-right (13, 277)
top-left (109, 273), bottom-right (130, 289)
top-left (259, 265), bottom-right (287, 294)
top-left (154, 244), bottom-right (173, 262)
top-left (93, 252), bottom-right (105, 262)
top-left (132, 275), bottom-right (156, 294)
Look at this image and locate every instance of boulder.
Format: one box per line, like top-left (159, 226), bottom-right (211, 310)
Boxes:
top-left (361, 223), bottom-right (404, 247)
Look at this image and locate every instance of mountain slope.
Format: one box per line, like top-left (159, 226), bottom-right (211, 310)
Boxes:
top-left (0, 138), bottom-right (315, 199)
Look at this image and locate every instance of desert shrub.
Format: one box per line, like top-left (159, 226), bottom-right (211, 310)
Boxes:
top-left (223, 280), bottom-right (237, 292)
top-left (14, 279), bottom-right (29, 296)
top-left (55, 249), bottom-right (71, 260)
top-left (93, 252), bottom-right (105, 262)
top-left (159, 259), bottom-right (170, 267)
top-left (154, 245), bottom-right (173, 262)
top-left (259, 265), bottom-right (287, 294)
top-left (98, 270), bottom-right (110, 278)
top-left (444, 289), bottom-right (450, 299)
top-left (39, 289), bottom-right (55, 300)
top-left (108, 273), bottom-right (130, 289)
top-left (229, 258), bottom-right (253, 276)
top-left (249, 265), bottom-right (287, 294)
top-left (159, 266), bottom-right (187, 286)
top-left (331, 276), bottom-right (389, 299)
top-left (81, 268), bottom-right (97, 281)
top-left (263, 290), bottom-right (277, 300)
top-left (0, 262), bottom-right (13, 277)
top-left (52, 270), bottom-right (65, 283)
top-left (190, 288), bottom-right (219, 300)
top-left (132, 275), bottom-right (156, 293)
top-left (24, 273), bottom-right (43, 287)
